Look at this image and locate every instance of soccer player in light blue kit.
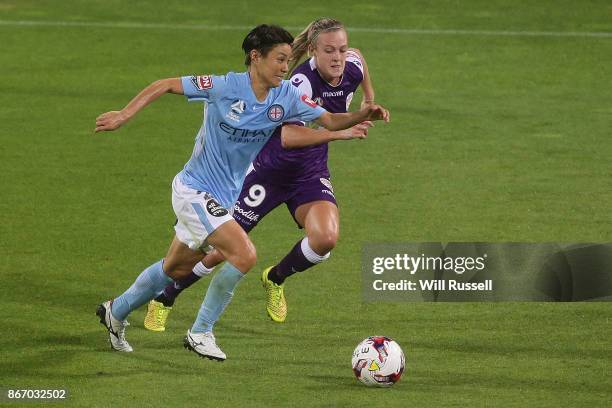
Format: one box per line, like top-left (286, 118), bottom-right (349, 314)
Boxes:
top-left (94, 24), bottom-right (389, 361)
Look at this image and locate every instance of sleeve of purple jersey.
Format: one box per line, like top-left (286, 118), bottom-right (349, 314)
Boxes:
top-left (289, 72), bottom-right (313, 98)
top-left (346, 50), bottom-right (365, 83)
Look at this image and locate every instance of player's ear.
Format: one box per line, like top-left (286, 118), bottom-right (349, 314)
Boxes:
top-left (250, 49), bottom-right (261, 64)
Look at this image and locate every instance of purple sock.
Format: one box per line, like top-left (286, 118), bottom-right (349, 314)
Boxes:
top-left (269, 239), bottom-right (318, 285)
top-left (156, 272), bottom-right (202, 307)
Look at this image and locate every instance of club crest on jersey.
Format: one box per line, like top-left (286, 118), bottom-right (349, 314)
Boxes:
top-left (191, 75), bottom-right (213, 90)
top-left (206, 199), bottom-right (228, 217)
top-left (267, 104), bottom-right (284, 122)
top-left (227, 99), bottom-right (246, 122)
top-left (301, 94), bottom-right (318, 108)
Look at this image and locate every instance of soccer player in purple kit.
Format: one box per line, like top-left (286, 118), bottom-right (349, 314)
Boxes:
top-left (144, 18), bottom-right (383, 330)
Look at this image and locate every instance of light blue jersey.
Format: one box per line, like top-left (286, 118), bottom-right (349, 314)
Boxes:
top-left (179, 72), bottom-right (326, 208)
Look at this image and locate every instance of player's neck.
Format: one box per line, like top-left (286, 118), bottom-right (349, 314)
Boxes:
top-left (248, 70), bottom-right (270, 102)
top-left (318, 69), bottom-right (342, 87)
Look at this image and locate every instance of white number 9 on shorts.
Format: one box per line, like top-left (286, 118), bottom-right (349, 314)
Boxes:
top-left (243, 184), bottom-right (266, 207)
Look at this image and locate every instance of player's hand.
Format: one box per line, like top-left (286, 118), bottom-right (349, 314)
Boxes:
top-left (363, 104), bottom-right (390, 123)
top-left (336, 121), bottom-right (373, 140)
top-left (95, 110), bottom-right (128, 132)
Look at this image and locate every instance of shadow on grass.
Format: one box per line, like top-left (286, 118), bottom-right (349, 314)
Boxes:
top-left (1, 329), bottom-right (223, 380)
top-left (303, 368), bottom-right (611, 396)
top-left (409, 336), bottom-right (610, 360)
top-left (303, 373), bottom-right (402, 391)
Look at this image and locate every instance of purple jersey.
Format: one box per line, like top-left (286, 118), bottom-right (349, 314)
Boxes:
top-left (253, 51), bottom-right (365, 185)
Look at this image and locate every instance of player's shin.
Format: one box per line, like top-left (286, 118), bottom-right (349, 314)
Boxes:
top-left (156, 261), bottom-right (213, 306)
top-left (191, 262), bottom-right (245, 333)
top-left (268, 237), bottom-right (330, 284)
top-left (111, 260), bottom-right (173, 321)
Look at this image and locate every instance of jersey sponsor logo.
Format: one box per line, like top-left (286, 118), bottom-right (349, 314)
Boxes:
top-left (233, 203), bottom-right (260, 222)
top-left (267, 104), bottom-right (285, 122)
top-left (313, 97), bottom-right (323, 107)
top-left (206, 199), bottom-right (229, 217)
top-left (301, 94), bottom-right (318, 108)
top-left (218, 122), bottom-right (274, 143)
top-left (191, 75), bottom-right (213, 90)
top-left (320, 178), bottom-right (334, 193)
top-left (322, 90), bottom-right (344, 97)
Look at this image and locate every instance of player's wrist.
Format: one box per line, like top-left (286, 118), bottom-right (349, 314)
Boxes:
top-left (361, 99), bottom-right (375, 110)
top-left (359, 105), bottom-right (374, 121)
top-left (329, 129), bottom-right (342, 141)
top-left (118, 109), bottom-right (132, 123)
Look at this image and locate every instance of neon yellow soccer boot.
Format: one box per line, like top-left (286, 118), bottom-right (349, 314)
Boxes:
top-left (144, 300), bottom-right (172, 332)
top-left (261, 267), bottom-right (287, 323)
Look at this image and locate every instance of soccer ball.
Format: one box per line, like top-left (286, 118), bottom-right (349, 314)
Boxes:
top-left (351, 336), bottom-right (405, 387)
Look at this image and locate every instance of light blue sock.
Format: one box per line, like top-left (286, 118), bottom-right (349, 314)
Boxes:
top-left (111, 260), bottom-right (173, 321)
top-left (191, 262), bottom-right (245, 333)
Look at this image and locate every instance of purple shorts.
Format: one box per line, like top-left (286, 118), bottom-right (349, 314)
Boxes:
top-left (232, 169), bottom-right (337, 232)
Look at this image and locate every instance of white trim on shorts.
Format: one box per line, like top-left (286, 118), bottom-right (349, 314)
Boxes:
top-left (171, 174), bottom-right (234, 251)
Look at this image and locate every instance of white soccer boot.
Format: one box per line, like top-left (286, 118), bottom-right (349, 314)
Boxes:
top-left (183, 329), bottom-right (226, 361)
top-left (96, 300), bottom-right (133, 352)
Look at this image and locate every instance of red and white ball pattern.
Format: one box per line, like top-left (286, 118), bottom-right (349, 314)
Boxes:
top-left (351, 336), bottom-right (405, 387)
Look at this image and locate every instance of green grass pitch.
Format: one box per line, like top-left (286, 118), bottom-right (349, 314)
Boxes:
top-left (1, 1), bottom-right (611, 406)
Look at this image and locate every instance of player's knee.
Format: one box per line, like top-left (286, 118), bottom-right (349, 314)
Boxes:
top-left (243, 245), bottom-right (257, 270)
top-left (230, 242), bottom-right (257, 272)
top-left (164, 262), bottom-right (195, 280)
top-left (310, 231), bottom-right (338, 255)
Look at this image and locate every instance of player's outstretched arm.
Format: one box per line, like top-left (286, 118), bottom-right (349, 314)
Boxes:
top-left (280, 122), bottom-right (372, 149)
top-left (94, 78), bottom-right (184, 132)
top-left (315, 104), bottom-right (390, 131)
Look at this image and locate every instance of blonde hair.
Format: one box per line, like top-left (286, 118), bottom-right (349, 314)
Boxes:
top-left (289, 18), bottom-right (345, 74)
